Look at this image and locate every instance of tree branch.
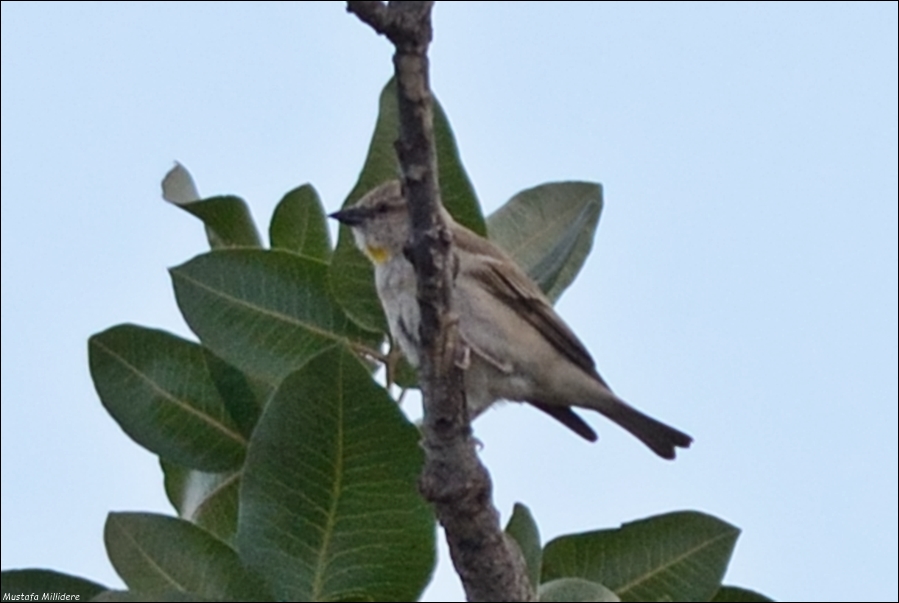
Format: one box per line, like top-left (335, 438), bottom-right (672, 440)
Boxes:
top-left (347, 2), bottom-right (533, 601)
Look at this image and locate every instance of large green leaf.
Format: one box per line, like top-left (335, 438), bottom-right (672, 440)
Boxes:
top-left (269, 183), bottom-right (332, 261)
top-left (542, 511), bottom-right (740, 603)
top-left (339, 77), bottom-right (485, 235)
top-left (170, 249), bottom-right (381, 388)
top-left (539, 578), bottom-right (620, 602)
top-left (330, 77), bottom-right (486, 332)
top-left (432, 85), bottom-right (486, 237)
top-left (488, 182), bottom-right (602, 303)
top-left (237, 346), bottom-right (435, 602)
top-left (329, 234), bottom-right (387, 334)
top-left (162, 164), bottom-right (270, 437)
top-left (162, 163), bottom-right (262, 249)
top-left (104, 512), bottom-right (268, 602)
top-left (711, 586), bottom-right (776, 602)
top-left (202, 349), bottom-right (269, 439)
top-left (505, 503), bottom-right (543, 589)
top-left (162, 460), bottom-right (241, 546)
top-left (89, 325), bottom-right (246, 472)
top-left (0, 569), bottom-right (106, 601)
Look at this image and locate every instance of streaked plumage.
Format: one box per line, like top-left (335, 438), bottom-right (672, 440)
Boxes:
top-left (330, 181), bottom-right (692, 459)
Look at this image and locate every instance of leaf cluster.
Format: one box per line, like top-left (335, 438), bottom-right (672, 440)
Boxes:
top-left (0, 79), bottom-right (771, 602)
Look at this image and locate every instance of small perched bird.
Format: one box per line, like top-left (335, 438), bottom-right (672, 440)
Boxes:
top-left (330, 181), bottom-right (692, 459)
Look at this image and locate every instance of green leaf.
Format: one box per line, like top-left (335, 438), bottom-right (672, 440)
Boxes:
top-left (162, 162), bottom-right (274, 439)
top-left (539, 578), bottom-right (620, 602)
top-left (162, 163), bottom-right (262, 250)
top-left (89, 325), bottom-right (246, 472)
top-left (542, 511), bottom-right (740, 603)
top-left (488, 182), bottom-right (602, 303)
top-left (0, 569), bottom-right (106, 600)
top-left (237, 346), bottom-right (435, 602)
top-left (328, 78), bottom-right (400, 334)
top-left (202, 350), bottom-right (269, 438)
top-left (270, 184), bottom-right (332, 261)
top-left (712, 586), bottom-right (776, 602)
top-left (170, 249), bottom-right (381, 388)
top-left (162, 460), bottom-right (241, 545)
top-left (339, 78), bottom-right (485, 235)
top-left (505, 503), bottom-right (542, 589)
top-left (104, 512), bottom-right (269, 602)
top-left (432, 84), bottom-right (487, 237)
top-left (329, 234), bottom-right (387, 334)
top-left (330, 77), bottom-right (486, 332)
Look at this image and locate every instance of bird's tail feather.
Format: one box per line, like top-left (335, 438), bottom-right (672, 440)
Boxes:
top-left (603, 399), bottom-right (693, 460)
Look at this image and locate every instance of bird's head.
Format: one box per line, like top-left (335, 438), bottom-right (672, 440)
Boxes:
top-left (329, 180), bottom-right (411, 265)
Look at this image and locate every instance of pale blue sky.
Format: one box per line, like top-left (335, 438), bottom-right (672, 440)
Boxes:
top-left (2, 2), bottom-right (897, 601)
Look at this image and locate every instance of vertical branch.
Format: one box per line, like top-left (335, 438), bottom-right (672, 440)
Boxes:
top-left (347, 2), bottom-right (533, 601)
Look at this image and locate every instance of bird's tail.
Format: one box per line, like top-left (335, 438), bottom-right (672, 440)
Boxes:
top-left (602, 399), bottom-right (693, 460)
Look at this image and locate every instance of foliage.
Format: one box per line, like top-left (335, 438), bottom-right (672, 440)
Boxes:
top-left (0, 78), bottom-right (772, 602)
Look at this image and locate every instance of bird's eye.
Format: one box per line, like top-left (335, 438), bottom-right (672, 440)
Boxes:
top-left (375, 202), bottom-right (388, 214)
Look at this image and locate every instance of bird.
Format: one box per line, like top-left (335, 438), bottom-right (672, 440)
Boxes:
top-left (330, 180), bottom-right (692, 459)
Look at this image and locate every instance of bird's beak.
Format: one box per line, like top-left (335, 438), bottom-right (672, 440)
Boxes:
top-left (328, 207), bottom-right (371, 227)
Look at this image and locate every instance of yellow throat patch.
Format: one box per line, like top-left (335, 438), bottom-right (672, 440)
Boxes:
top-left (364, 245), bottom-right (390, 265)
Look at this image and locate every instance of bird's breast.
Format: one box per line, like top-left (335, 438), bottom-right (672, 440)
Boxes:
top-left (374, 259), bottom-right (421, 366)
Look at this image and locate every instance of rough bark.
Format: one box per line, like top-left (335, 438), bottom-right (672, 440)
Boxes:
top-left (347, 2), bottom-right (533, 601)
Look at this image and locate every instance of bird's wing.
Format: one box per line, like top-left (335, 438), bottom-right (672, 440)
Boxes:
top-left (454, 225), bottom-right (599, 378)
